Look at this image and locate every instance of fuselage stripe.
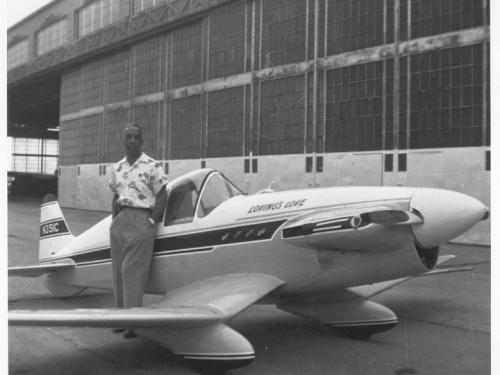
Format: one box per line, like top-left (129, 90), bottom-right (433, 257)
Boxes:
top-left (154, 219), bottom-right (285, 251)
top-left (39, 232), bottom-right (72, 240)
top-left (61, 219), bottom-right (285, 265)
top-left (74, 247), bottom-right (216, 266)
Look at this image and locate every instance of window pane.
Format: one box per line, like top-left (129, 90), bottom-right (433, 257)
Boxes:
top-left (8, 39), bottom-right (29, 70)
top-left (10, 138), bottom-right (59, 175)
top-left (45, 139), bottom-right (59, 155)
top-left (165, 180), bottom-right (198, 225)
top-left (37, 19), bottom-right (67, 55)
top-left (197, 174), bottom-right (233, 218)
top-left (134, 0), bottom-right (167, 13)
top-left (43, 157), bottom-right (58, 174)
top-left (78, 0), bottom-right (119, 37)
top-left (26, 156), bottom-right (40, 173)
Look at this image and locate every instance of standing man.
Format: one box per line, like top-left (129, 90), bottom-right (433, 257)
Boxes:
top-left (109, 124), bottom-right (167, 338)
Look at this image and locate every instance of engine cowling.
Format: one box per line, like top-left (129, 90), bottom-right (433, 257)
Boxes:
top-left (410, 188), bottom-right (487, 249)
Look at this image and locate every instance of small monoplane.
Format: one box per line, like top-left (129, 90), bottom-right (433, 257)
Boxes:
top-left (9, 168), bottom-right (488, 373)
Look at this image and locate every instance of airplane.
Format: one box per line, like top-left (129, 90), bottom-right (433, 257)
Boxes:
top-left (8, 168), bottom-right (489, 374)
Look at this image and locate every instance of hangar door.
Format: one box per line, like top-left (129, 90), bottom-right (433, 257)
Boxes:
top-left (316, 153), bottom-right (383, 187)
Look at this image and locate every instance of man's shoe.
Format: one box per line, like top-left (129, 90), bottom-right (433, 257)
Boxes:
top-left (123, 330), bottom-right (137, 339)
top-left (112, 328), bottom-right (126, 333)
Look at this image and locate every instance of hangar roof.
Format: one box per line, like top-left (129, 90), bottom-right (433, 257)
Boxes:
top-left (8, 0), bottom-right (233, 87)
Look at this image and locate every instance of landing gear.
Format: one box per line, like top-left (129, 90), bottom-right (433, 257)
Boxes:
top-left (334, 322), bottom-right (398, 340)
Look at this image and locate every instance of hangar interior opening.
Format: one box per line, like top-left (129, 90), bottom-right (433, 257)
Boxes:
top-left (8, 73), bottom-right (61, 196)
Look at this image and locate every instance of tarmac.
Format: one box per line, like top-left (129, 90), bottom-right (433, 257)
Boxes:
top-left (8, 197), bottom-right (490, 375)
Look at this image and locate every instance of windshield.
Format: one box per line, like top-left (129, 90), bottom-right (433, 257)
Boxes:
top-left (163, 169), bottom-right (210, 225)
top-left (197, 173), bottom-right (242, 218)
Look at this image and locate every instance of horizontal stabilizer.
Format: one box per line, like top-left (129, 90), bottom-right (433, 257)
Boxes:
top-left (8, 260), bottom-right (75, 278)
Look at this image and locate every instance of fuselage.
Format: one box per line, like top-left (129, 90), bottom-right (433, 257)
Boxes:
top-left (44, 171), bottom-right (487, 298)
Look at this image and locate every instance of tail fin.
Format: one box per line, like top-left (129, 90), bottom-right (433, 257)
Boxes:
top-left (39, 194), bottom-right (74, 262)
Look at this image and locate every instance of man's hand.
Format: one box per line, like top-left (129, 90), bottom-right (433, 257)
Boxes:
top-left (147, 217), bottom-right (155, 227)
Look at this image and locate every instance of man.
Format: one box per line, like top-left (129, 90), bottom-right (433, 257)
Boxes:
top-left (109, 124), bottom-right (167, 338)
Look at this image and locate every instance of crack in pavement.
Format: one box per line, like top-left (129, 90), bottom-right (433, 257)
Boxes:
top-left (400, 316), bottom-right (490, 335)
top-left (44, 327), bottom-right (131, 371)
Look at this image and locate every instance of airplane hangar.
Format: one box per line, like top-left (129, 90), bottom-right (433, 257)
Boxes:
top-left (7, 0), bottom-right (490, 244)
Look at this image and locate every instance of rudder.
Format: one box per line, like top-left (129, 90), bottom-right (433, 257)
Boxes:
top-left (39, 194), bottom-right (74, 262)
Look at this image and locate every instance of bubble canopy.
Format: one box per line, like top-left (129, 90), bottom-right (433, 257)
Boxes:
top-left (164, 168), bottom-right (243, 226)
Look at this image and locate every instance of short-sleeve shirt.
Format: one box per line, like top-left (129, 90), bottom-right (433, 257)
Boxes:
top-left (109, 153), bottom-right (167, 209)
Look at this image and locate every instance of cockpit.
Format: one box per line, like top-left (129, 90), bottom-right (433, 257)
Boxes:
top-left (163, 169), bottom-right (243, 226)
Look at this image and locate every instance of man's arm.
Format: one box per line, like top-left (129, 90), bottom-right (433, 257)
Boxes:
top-left (150, 185), bottom-right (167, 224)
top-left (112, 194), bottom-right (120, 218)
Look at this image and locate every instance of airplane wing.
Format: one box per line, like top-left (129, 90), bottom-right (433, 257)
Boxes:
top-left (9, 273), bottom-right (284, 328)
top-left (9, 273), bottom-right (284, 364)
top-left (8, 260), bottom-right (76, 278)
top-left (8, 305), bottom-right (219, 328)
top-left (277, 255), bottom-right (473, 336)
top-left (279, 255), bottom-right (466, 306)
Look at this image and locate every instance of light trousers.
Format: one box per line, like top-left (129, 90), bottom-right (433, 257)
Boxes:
top-left (109, 207), bottom-right (155, 308)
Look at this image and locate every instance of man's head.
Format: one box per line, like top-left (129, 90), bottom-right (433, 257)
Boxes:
top-left (123, 124), bottom-right (143, 159)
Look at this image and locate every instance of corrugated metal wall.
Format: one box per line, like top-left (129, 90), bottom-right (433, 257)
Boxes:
top-left (58, 0), bottom-right (489, 166)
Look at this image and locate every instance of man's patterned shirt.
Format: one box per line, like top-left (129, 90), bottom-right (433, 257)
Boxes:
top-left (109, 153), bottom-right (167, 209)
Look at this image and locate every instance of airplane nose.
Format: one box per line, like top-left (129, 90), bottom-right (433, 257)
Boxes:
top-left (410, 189), bottom-right (488, 248)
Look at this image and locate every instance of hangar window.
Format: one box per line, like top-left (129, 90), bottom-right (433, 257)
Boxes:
top-left (78, 0), bottom-right (119, 38)
top-left (398, 153), bottom-right (407, 172)
top-left (10, 138), bottom-right (59, 175)
top-left (133, 0), bottom-right (167, 14)
top-left (36, 18), bottom-right (67, 55)
top-left (8, 39), bottom-right (29, 70)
